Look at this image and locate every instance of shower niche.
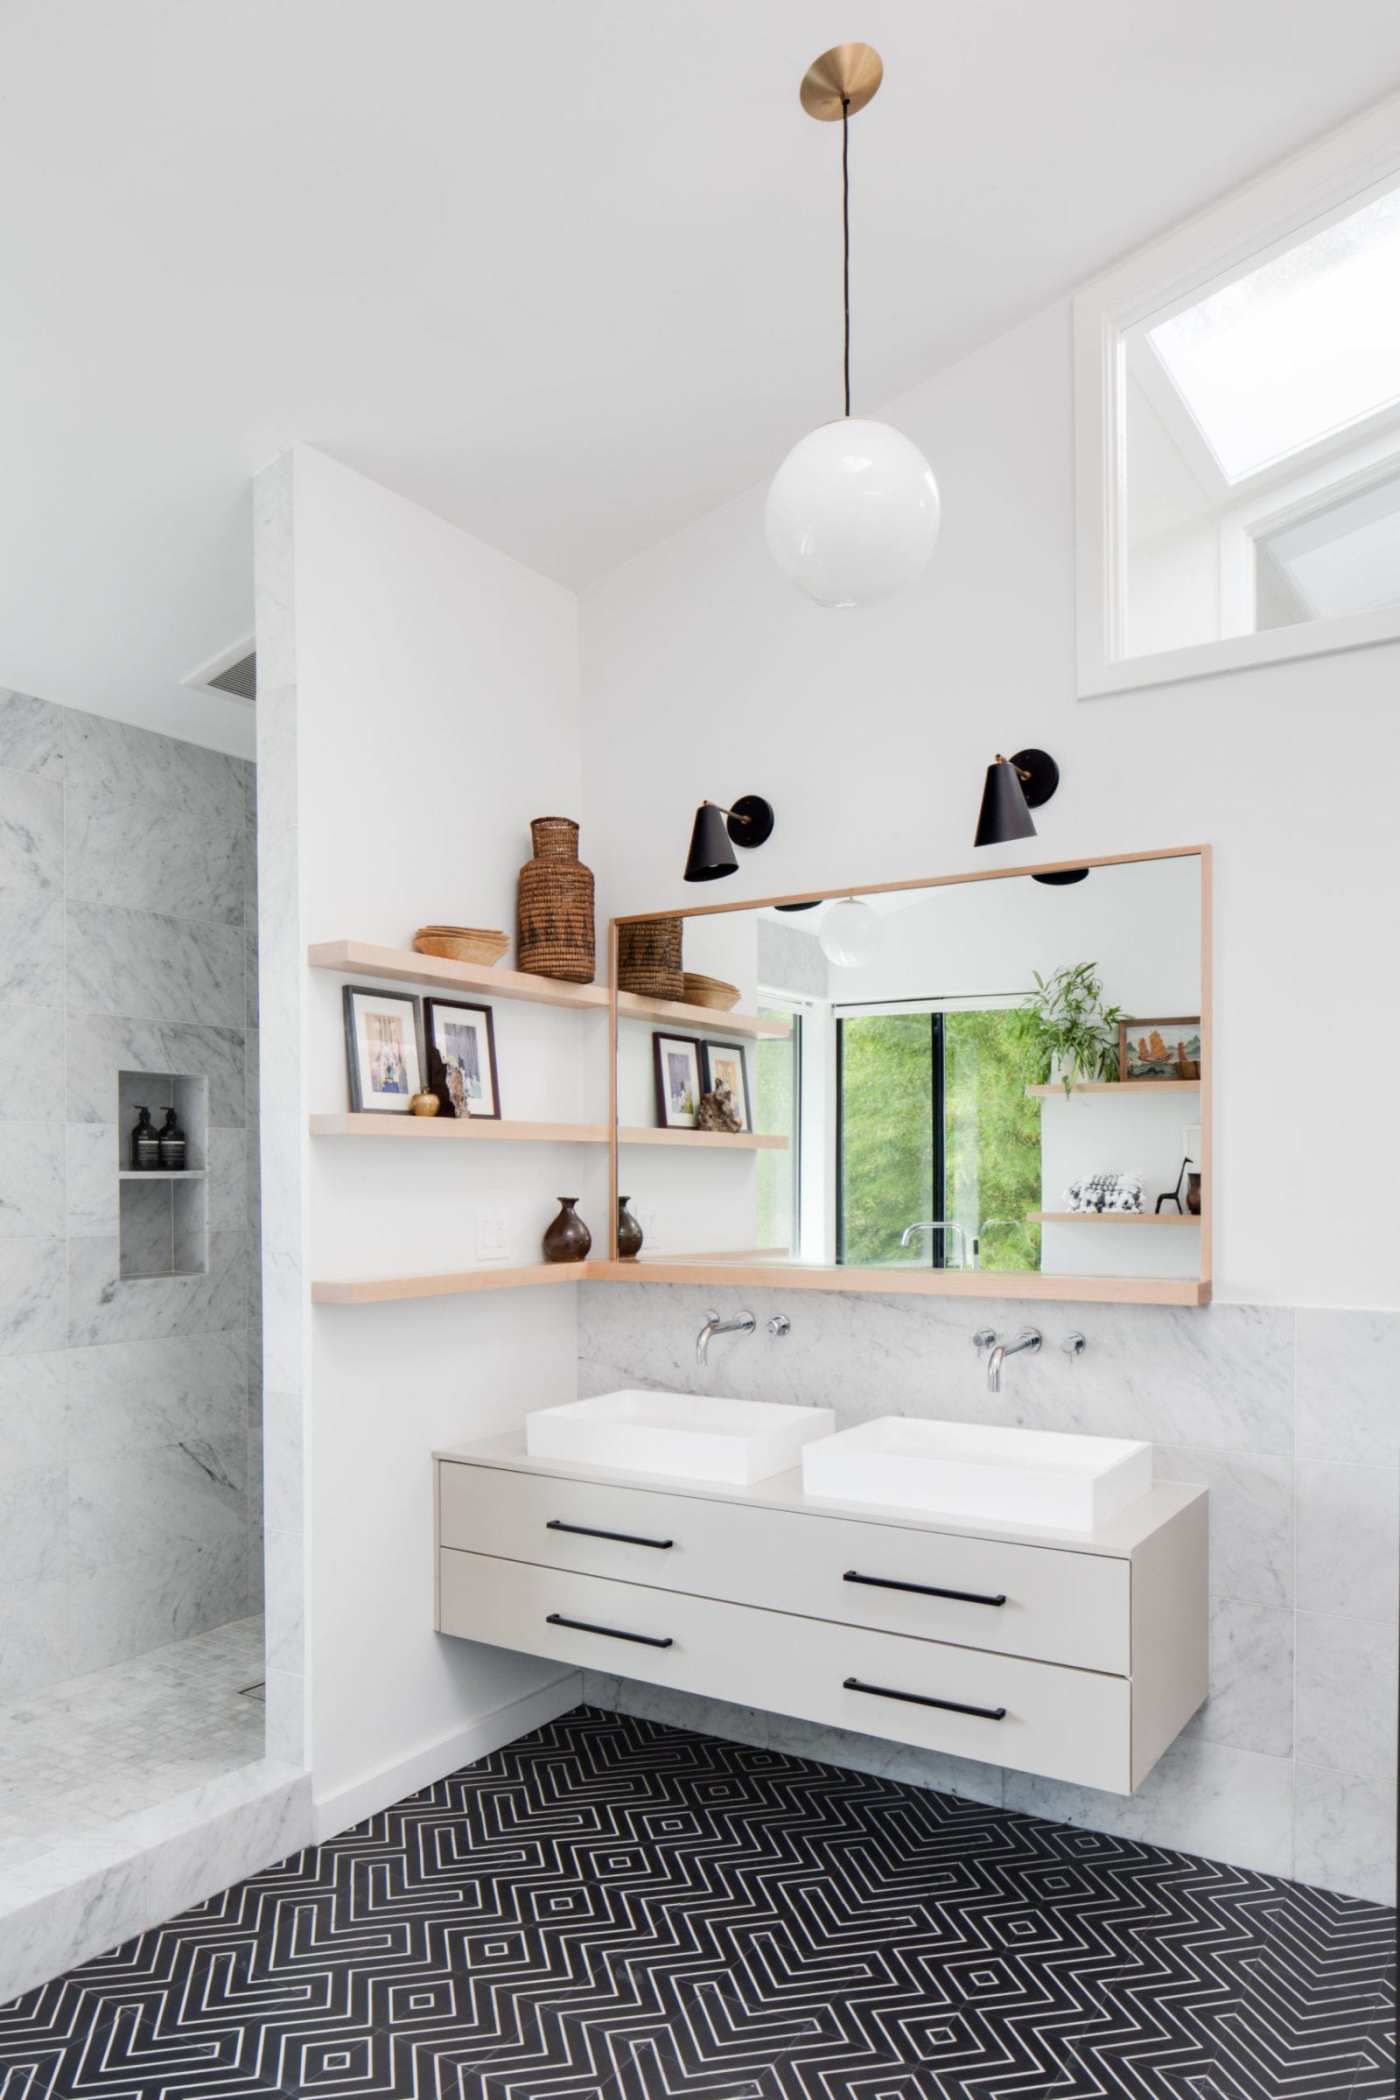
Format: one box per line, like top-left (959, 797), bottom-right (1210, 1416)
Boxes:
top-left (117, 1069), bottom-right (209, 1280)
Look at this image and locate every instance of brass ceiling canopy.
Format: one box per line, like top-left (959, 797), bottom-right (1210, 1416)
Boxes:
top-left (798, 42), bottom-right (883, 121)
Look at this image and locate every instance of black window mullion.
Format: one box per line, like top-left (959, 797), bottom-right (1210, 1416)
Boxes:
top-left (931, 1012), bottom-right (946, 1269)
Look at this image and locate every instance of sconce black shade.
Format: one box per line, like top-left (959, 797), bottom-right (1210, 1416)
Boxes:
top-left (683, 794), bottom-right (775, 883)
top-left (974, 747), bottom-right (1059, 848)
top-left (684, 802), bottom-right (739, 882)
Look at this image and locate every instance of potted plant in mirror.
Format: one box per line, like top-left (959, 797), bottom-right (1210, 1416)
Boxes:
top-left (1023, 962), bottom-right (1124, 1095)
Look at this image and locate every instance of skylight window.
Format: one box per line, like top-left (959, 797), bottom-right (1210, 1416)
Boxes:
top-left (1147, 186), bottom-right (1400, 483)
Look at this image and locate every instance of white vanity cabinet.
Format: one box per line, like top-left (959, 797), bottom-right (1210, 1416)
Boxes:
top-left (435, 1438), bottom-right (1208, 1795)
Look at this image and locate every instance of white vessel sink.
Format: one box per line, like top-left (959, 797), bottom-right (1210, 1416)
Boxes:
top-left (801, 1417), bottom-right (1153, 1531)
top-left (526, 1390), bottom-right (836, 1485)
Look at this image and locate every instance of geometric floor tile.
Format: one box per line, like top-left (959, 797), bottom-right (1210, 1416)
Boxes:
top-left (0, 1705), bottom-right (1392, 2099)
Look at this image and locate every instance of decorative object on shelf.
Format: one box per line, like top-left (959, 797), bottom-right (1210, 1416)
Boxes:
top-left (1023, 962), bottom-right (1123, 1093)
top-left (683, 796), bottom-right (775, 883)
top-left (696, 1082), bottom-right (743, 1133)
top-left (542, 1197), bottom-right (592, 1264)
top-left (157, 1107), bottom-right (187, 1171)
top-left (342, 985), bottom-right (425, 1114)
top-left (409, 1088), bottom-right (441, 1117)
top-left (517, 817), bottom-right (595, 983)
top-left (1032, 867), bottom-right (1089, 887)
top-left (818, 896), bottom-right (882, 968)
top-left (130, 1105), bottom-right (161, 1171)
top-left (618, 916), bottom-right (684, 1000)
top-left (766, 44), bottom-right (940, 607)
top-left (1065, 1171), bottom-right (1145, 1215)
top-left (1119, 1016), bottom-right (1202, 1081)
top-left (700, 1041), bottom-right (753, 1133)
top-left (653, 1031), bottom-right (704, 1129)
top-left (974, 749), bottom-right (1060, 847)
top-left (616, 1196), bottom-right (644, 1261)
top-left (423, 997), bottom-right (500, 1119)
top-left (1159, 1122), bottom-right (1204, 1213)
top-left (412, 925), bottom-right (509, 966)
top-left (682, 972), bottom-right (741, 1012)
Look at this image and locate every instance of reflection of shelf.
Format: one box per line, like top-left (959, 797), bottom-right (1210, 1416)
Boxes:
top-left (619, 1127), bottom-right (789, 1151)
top-left (309, 1114), bottom-right (608, 1144)
top-left (1028, 1211), bottom-right (1199, 1225)
top-left (591, 1258), bottom-right (1208, 1306)
top-left (1026, 1082), bottom-right (1201, 1097)
top-left (117, 1169), bottom-right (206, 1181)
top-left (312, 1263), bottom-right (600, 1305)
top-left (308, 940), bottom-right (608, 1012)
top-left (617, 992), bottom-right (791, 1039)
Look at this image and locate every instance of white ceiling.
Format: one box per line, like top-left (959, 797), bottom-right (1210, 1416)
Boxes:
top-left (4, 0), bottom-right (1400, 758)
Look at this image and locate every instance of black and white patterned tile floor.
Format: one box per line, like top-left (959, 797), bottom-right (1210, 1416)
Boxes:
top-left (0, 1706), bottom-right (1393, 2100)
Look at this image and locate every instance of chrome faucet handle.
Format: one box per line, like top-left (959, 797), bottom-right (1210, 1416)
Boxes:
top-left (767, 1314), bottom-right (791, 1338)
top-left (1062, 1331), bottom-right (1087, 1360)
top-left (972, 1327), bottom-right (998, 1353)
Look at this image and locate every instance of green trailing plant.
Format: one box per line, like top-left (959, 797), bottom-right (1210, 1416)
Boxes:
top-left (1022, 962), bottom-right (1123, 1094)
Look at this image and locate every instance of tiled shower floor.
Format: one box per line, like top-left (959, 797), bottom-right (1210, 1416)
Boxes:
top-left (0, 1617), bottom-right (265, 1877)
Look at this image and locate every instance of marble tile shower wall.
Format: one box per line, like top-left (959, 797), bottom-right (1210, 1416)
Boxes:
top-left (577, 1282), bottom-right (1399, 1905)
top-left (0, 689), bottom-right (261, 1695)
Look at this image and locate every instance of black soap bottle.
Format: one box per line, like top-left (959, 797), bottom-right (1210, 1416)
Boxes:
top-left (131, 1106), bottom-right (161, 1171)
top-left (158, 1106), bottom-right (187, 1172)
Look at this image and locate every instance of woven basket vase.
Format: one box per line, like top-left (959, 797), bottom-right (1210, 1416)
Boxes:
top-left (517, 818), bottom-right (595, 984)
top-left (617, 915), bottom-right (683, 1000)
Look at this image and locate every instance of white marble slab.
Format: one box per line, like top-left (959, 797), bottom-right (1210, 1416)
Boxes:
top-left (0, 690), bottom-right (64, 778)
top-left (1295, 1460), bottom-right (1399, 1623)
top-left (65, 903), bottom-right (245, 1028)
top-left (67, 1534), bottom-right (250, 1672)
top-left (1296, 1308), bottom-right (1400, 1468)
top-left (1185, 1597), bottom-right (1294, 1757)
top-left (69, 1433), bottom-right (247, 1575)
top-left (0, 1574), bottom-right (67, 1699)
top-left (67, 1228), bottom-right (247, 1346)
top-left (67, 1016), bottom-right (247, 1128)
top-left (66, 1331), bottom-right (247, 1455)
top-left (66, 789), bottom-right (245, 927)
top-left (0, 1003), bottom-right (58, 1114)
top-left (0, 1238), bottom-right (66, 1354)
top-left (1154, 1443), bottom-right (1293, 1609)
top-left (1294, 1611), bottom-right (1398, 1780)
top-left (1293, 1762), bottom-right (1398, 1906)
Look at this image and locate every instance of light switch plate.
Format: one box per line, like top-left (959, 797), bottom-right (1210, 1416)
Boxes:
top-left (476, 1208), bottom-right (508, 1263)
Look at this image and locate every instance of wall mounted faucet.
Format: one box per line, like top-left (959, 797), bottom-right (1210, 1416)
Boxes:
top-left (696, 1309), bottom-right (756, 1366)
top-left (899, 1219), bottom-right (969, 1267)
top-left (973, 1326), bottom-right (1042, 1393)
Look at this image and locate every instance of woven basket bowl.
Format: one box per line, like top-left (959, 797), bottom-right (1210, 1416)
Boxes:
top-left (682, 972), bottom-right (741, 1011)
top-left (413, 927), bottom-right (509, 965)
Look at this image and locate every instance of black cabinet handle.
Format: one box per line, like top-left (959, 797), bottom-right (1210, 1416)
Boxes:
top-left (547, 1518), bottom-right (674, 1550)
top-left (843, 1569), bottom-right (1007, 1608)
top-left (843, 1675), bottom-right (1006, 1722)
top-left (546, 1612), bottom-right (674, 1650)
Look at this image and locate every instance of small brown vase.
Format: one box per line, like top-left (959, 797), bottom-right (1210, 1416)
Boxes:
top-left (1186, 1172), bottom-right (1202, 1216)
top-left (616, 1196), bottom-right (643, 1261)
top-left (542, 1197), bottom-right (592, 1264)
top-left (517, 817), bottom-right (595, 984)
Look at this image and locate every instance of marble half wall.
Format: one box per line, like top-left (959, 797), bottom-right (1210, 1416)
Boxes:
top-left (0, 688), bottom-right (262, 1693)
top-left (577, 1281), bottom-right (1399, 1906)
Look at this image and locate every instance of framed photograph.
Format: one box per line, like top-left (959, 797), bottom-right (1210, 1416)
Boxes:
top-left (700, 1040), bottom-right (753, 1132)
top-left (653, 1032), bottom-right (703, 1130)
top-left (423, 998), bottom-right (500, 1119)
top-left (343, 985), bottom-right (424, 1113)
top-left (1119, 1016), bottom-right (1202, 1082)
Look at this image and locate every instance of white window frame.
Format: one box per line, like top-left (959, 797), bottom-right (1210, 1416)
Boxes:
top-left (1075, 92), bottom-right (1400, 698)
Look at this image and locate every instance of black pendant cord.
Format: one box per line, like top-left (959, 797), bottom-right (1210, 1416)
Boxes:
top-left (842, 94), bottom-right (851, 416)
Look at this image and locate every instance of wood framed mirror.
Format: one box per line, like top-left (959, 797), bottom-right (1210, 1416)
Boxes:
top-left (604, 847), bottom-right (1211, 1307)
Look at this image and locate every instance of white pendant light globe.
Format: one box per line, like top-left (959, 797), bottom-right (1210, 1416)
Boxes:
top-left (819, 897), bottom-right (883, 968)
top-left (766, 418), bottom-right (941, 609)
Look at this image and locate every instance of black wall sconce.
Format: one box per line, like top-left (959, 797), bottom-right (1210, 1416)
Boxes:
top-left (684, 794), bottom-right (775, 882)
top-left (973, 748), bottom-right (1059, 848)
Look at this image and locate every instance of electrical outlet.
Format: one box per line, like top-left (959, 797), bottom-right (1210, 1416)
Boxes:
top-left (476, 1208), bottom-right (508, 1263)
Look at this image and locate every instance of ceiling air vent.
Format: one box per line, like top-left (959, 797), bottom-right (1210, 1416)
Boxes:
top-left (183, 639), bottom-right (257, 704)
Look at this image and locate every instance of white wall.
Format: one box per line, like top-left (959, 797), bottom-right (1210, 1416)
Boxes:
top-left (269, 445), bottom-right (593, 1820)
top-left (579, 303), bottom-right (1400, 1311)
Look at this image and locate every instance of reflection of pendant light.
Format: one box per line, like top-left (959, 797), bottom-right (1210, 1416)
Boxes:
top-left (766, 44), bottom-right (941, 609)
top-left (819, 896), bottom-right (882, 967)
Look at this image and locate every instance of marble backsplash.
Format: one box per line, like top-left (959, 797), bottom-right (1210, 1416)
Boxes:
top-left (577, 1280), bottom-right (1399, 1905)
top-left (0, 690), bottom-right (262, 1695)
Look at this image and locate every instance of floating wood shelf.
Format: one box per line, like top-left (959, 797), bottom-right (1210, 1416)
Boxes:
top-left (308, 941), bottom-right (787, 1037)
top-left (1026, 1081), bottom-right (1201, 1098)
top-left (312, 1263), bottom-right (602, 1305)
top-left (618, 1127), bottom-right (789, 1151)
top-left (616, 992), bottom-right (791, 1039)
top-left (1028, 1210), bottom-right (1200, 1225)
top-left (117, 1169), bottom-right (206, 1181)
top-left (308, 940), bottom-right (609, 1012)
top-left (309, 1114), bottom-right (608, 1144)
